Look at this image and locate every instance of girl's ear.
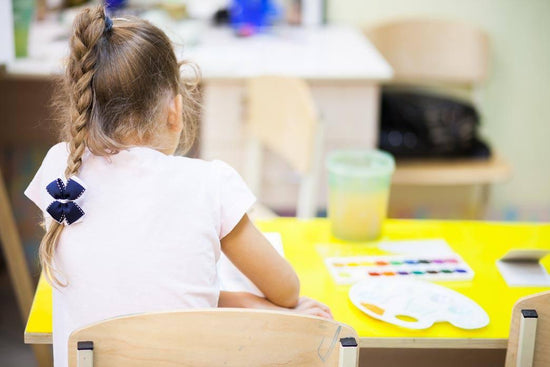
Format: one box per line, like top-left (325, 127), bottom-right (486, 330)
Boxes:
top-left (167, 94), bottom-right (184, 132)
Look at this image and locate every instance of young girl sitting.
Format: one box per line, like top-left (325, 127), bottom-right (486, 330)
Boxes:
top-left (25, 6), bottom-right (330, 367)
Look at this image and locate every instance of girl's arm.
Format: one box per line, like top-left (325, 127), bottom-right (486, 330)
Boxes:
top-left (221, 214), bottom-right (300, 308)
top-left (218, 291), bottom-right (333, 319)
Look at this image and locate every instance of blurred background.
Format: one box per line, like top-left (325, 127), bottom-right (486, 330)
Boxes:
top-left (0, 0), bottom-right (549, 366)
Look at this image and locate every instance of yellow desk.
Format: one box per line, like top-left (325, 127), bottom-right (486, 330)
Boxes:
top-left (25, 219), bottom-right (550, 349)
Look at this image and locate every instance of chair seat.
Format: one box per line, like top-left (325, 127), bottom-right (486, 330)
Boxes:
top-left (392, 154), bottom-right (512, 186)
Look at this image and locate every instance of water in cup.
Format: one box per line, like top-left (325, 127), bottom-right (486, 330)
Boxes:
top-left (327, 150), bottom-right (395, 241)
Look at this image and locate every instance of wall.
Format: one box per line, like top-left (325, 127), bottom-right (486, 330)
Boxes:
top-left (328, 0), bottom-right (550, 220)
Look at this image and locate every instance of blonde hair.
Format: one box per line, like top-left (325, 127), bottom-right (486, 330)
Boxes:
top-left (42, 6), bottom-right (200, 286)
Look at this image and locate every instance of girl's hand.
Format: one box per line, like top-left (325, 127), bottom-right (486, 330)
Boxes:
top-left (218, 292), bottom-right (333, 319)
top-left (292, 297), bottom-right (333, 319)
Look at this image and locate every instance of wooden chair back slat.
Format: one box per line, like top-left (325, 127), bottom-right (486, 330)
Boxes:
top-left (68, 309), bottom-right (358, 367)
top-left (365, 19), bottom-right (490, 85)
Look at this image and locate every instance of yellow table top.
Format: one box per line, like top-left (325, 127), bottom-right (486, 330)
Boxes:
top-left (25, 219), bottom-right (550, 348)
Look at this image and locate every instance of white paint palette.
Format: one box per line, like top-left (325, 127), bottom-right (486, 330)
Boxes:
top-left (349, 278), bottom-right (489, 330)
top-left (325, 254), bottom-right (474, 285)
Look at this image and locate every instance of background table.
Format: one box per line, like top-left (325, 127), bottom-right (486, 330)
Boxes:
top-left (25, 219), bottom-right (550, 348)
top-left (186, 25), bottom-right (392, 212)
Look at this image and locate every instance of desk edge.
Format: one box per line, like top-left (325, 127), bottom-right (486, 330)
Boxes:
top-left (25, 332), bottom-right (507, 349)
top-left (25, 332), bottom-right (53, 345)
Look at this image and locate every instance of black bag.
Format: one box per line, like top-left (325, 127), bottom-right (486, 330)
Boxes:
top-left (379, 91), bottom-right (491, 159)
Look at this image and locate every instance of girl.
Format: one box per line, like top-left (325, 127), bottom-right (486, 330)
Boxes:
top-left (25, 6), bottom-right (330, 367)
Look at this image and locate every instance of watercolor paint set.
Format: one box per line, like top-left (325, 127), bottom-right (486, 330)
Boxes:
top-left (325, 254), bottom-right (474, 284)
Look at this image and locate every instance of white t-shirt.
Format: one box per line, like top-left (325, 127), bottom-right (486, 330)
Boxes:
top-left (25, 143), bottom-right (255, 367)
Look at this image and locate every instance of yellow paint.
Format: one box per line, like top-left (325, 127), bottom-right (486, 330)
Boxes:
top-left (395, 315), bottom-right (418, 323)
top-left (360, 262), bottom-right (375, 266)
top-left (362, 303), bottom-right (385, 316)
top-left (25, 219), bottom-right (550, 344)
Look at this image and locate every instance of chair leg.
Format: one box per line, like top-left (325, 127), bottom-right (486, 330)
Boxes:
top-left (243, 136), bottom-right (263, 197)
top-left (477, 183), bottom-right (491, 219)
top-left (517, 309), bottom-right (538, 367)
top-left (77, 341), bottom-right (94, 367)
top-left (297, 118), bottom-right (325, 219)
top-left (297, 174), bottom-right (316, 219)
top-left (339, 337), bottom-right (359, 367)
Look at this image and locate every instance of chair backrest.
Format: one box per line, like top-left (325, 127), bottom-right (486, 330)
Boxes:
top-left (68, 309), bottom-right (359, 367)
top-left (505, 291), bottom-right (550, 367)
top-left (365, 19), bottom-right (489, 85)
top-left (244, 76), bottom-right (324, 218)
top-left (246, 76), bottom-right (319, 174)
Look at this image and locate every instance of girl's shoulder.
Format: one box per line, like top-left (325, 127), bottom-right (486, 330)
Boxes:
top-left (24, 143), bottom-right (72, 215)
top-left (36, 142), bottom-right (71, 179)
top-left (44, 142), bottom-right (71, 163)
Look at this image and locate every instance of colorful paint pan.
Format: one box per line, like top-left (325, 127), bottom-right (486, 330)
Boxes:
top-left (325, 254), bottom-right (474, 285)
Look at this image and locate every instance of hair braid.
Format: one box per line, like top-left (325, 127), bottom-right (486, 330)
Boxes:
top-left (40, 6), bottom-right (106, 287)
top-left (64, 6), bottom-right (105, 177)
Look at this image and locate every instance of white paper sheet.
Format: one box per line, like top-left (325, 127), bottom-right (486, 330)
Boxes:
top-left (378, 239), bottom-right (455, 256)
top-left (497, 249), bottom-right (550, 287)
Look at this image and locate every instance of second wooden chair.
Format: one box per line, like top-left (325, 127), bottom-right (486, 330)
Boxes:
top-left (244, 76), bottom-right (324, 219)
top-left (365, 19), bottom-right (511, 218)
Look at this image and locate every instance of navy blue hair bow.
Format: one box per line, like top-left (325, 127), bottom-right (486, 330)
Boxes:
top-left (46, 178), bottom-right (86, 225)
top-left (104, 16), bottom-right (113, 33)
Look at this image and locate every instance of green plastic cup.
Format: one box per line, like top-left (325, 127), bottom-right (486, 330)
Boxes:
top-left (327, 150), bottom-right (395, 241)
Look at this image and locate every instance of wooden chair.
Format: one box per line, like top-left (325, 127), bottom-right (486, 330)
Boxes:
top-left (68, 309), bottom-right (359, 367)
top-left (244, 76), bottom-right (324, 219)
top-left (365, 19), bottom-right (512, 218)
top-left (505, 291), bottom-right (550, 367)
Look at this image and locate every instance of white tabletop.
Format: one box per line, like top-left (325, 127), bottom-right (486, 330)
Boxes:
top-left (6, 16), bottom-right (392, 81)
top-left (180, 25), bottom-right (392, 81)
